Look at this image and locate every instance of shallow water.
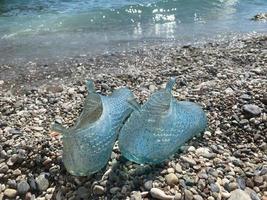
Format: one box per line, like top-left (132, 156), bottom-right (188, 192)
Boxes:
top-left (0, 0), bottom-right (266, 63)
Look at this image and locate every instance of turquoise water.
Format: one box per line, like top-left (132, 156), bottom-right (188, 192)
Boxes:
top-left (0, 0), bottom-right (266, 62)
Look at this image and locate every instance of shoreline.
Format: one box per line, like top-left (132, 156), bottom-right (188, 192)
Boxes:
top-left (0, 32), bottom-right (266, 93)
top-left (0, 35), bottom-right (266, 199)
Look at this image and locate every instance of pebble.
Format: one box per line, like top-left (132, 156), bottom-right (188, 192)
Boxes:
top-left (225, 87), bottom-right (234, 95)
top-left (254, 176), bottom-right (263, 185)
top-left (181, 156), bottom-right (196, 166)
top-left (229, 189), bottom-right (251, 200)
top-left (227, 182), bottom-right (239, 192)
top-left (193, 195), bottom-right (204, 200)
top-left (175, 163), bottom-right (183, 173)
top-left (175, 193), bottom-right (182, 200)
top-left (221, 191), bottom-right (231, 198)
top-left (184, 189), bottom-right (193, 200)
top-left (240, 94), bottom-right (251, 100)
top-left (165, 173), bottom-right (179, 186)
top-left (144, 180), bottom-right (153, 191)
top-left (131, 191), bottom-right (142, 200)
top-left (17, 180), bottom-right (30, 194)
top-left (243, 104), bottom-right (262, 116)
top-left (110, 187), bottom-right (120, 194)
top-left (210, 183), bottom-right (220, 193)
top-left (188, 146), bottom-right (196, 152)
top-left (4, 188), bottom-right (17, 198)
top-left (93, 185), bottom-right (105, 195)
top-left (35, 174), bottom-right (49, 191)
top-left (150, 188), bottom-right (174, 200)
top-left (195, 147), bottom-right (215, 158)
top-left (0, 163), bottom-right (9, 173)
top-left (7, 179), bottom-right (17, 188)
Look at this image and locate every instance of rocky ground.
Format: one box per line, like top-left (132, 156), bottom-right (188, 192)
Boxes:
top-left (0, 35), bottom-right (266, 200)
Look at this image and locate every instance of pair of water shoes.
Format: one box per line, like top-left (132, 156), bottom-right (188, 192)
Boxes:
top-left (53, 78), bottom-right (207, 176)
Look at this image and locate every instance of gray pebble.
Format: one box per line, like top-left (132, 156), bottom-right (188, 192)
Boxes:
top-left (144, 180), bottom-right (153, 191)
top-left (210, 183), bottom-right (220, 193)
top-left (229, 189), bottom-right (251, 200)
top-left (35, 174), bottom-right (49, 191)
top-left (184, 189), bottom-right (193, 200)
top-left (17, 180), bottom-right (30, 194)
top-left (181, 156), bottom-right (196, 166)
top-left (243, 104), bottom-right (262, 116)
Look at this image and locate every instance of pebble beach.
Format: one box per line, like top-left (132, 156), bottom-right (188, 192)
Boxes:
top-left (0, 35), bottom-right (266, 200)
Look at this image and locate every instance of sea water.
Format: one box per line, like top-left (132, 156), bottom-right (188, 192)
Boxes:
top-left (0, 0), bottom-right (266, 63)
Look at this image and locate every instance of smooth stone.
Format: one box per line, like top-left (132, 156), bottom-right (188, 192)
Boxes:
top-left (188, 146), bottom-right (196, 152)
top-left (150, 188), bottom-right (174, 200)
top-left (46, 85), bottom-right (63, 93)
top-left (110, 187), bottom-right (120, 194)
top-left (144, 180), bottom-right (153, 191)
top-left (240, 94), bottom-right (251, 100)
top-left (243, 104), bottom-right (262, 116)
top-left (225, 87), bottom-right (234, 95)
top-left (0, 163), bottom-right (9, 173)
top-left (175, 193), bottom-right (182, 200)
top-left (227, 182), bottom-right (238, 192)
top-left (167, 168), bottom-right (175, 174)
top-left (193, 195), bottom-right (204, 200)
top-left (165, 173), bottom-right (179, 186)
top-left (195, 147), bottom-right (215, 158)
top-left (221, 191), bottom-right (231, 198)
top-left (35, 174), bottom-right (49, 191)
top-left (245, 187), bottom-right (260, 200)
top-left (184, 189), bottom-right (193, 200)
top-left (131, 191), bottom-right (142, 200)
top-left (29, 178), bottom-right (37, 191)
top-left (13, 169), bottom-right (22, 176)
top-left (207, 197), bottom-right (215, 200)
top-left (237, 177), bottom-right (246, 190)
top-left (4, 189), bottom-right (17, 198)
top-left (7, 179), bottom-right (17, 188)
top-left (181, 156), bottom-right (196, 166)
top-left (175, 163), bottom-right (183, 173)
top-left (17, 181), bottom-right (30, 194)
top-left (31, 126), bottom-right (44, 131)
top-left (210, 183), bottom-right (220, 193)
top-left (254, 176), bottom-right (263, 185)
top-left (229, 189), bottom-right (251, 200)
top-left (93, 185), bottom-right (105, 195)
